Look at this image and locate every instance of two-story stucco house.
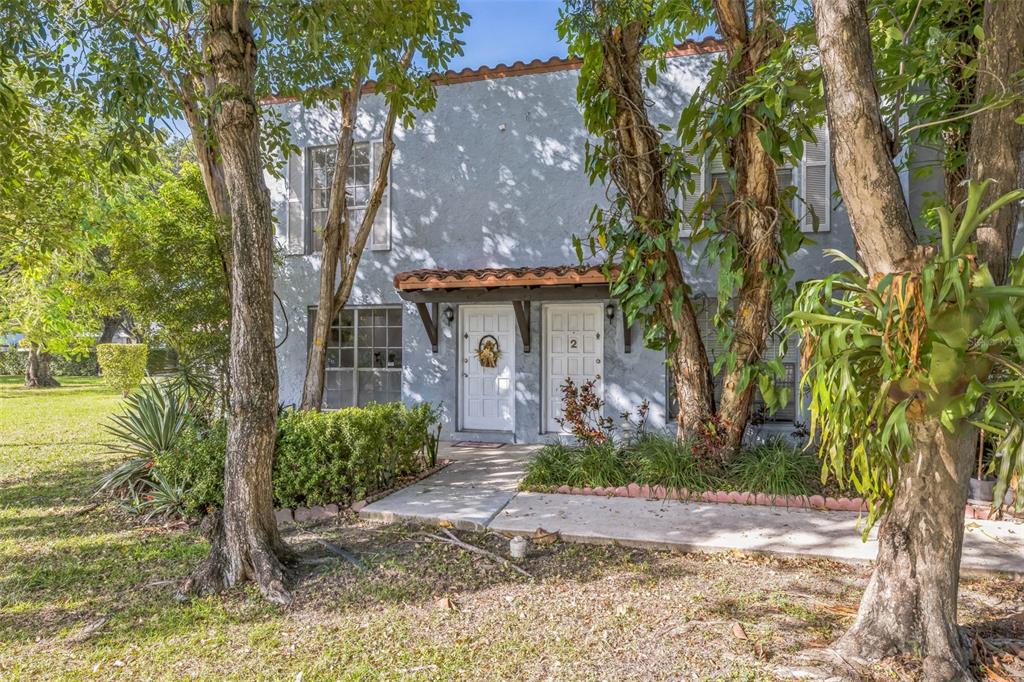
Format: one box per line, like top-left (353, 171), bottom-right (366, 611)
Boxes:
top-left (267, 37), bottom-right (937, 444)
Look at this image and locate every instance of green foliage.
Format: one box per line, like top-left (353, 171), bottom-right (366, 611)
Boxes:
top-left (0, 350), bottom-right (98, 376)
top-left (156, 420), bottom-right (227, 516)
top-left (138, 402), bottom-right (441, 515)
top-left (101, 158), bottom-right (230, 367)
top-left (631, 434), bottom-right (723, 492)
top-left (105, 380), bottom-right (189, 459)
top-left (559, 0), bottom-right (819, 410)
top-left (790, 183), bottom-right (1024, 526)
top-left (96, 344), bottom-right (149, 395)
top-left (726, 436), bottom-right (818, 497)
top-left (274, 403), bottom-right (439, 508)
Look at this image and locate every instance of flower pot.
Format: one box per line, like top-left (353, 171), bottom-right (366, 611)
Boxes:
top-left (968, 477), bottom-right (995, 503)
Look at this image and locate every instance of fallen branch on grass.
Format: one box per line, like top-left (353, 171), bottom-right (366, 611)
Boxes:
top-left (314, 539), bottom-right (367, 572)
top-left (421, 528), bottom-right (534, 579)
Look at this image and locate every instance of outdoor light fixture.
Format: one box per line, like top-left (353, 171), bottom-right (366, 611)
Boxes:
top-left (443, 305), bottom-right (455, 325)
top-left (605, 303), bottom-right (616, 321)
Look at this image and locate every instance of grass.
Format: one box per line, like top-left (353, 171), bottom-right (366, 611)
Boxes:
top-left (1, 375), bottom-right (1020, 680)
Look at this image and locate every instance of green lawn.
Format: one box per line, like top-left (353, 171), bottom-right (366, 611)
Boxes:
top-left (1, 376), bottom-right (1020, 680)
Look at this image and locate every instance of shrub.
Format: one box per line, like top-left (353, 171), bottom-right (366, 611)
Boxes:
top-left (146, 401), bottom-right (440, 515)
top-left (522, 442), bottom-right (577, 487)
top-left (97, 343), bottom-right (149, 395)
top-left (523, 440), bottom-right (629, 488)
top-left (105, 381), bottom-right (190, 459)
top-left (628, 434), bottom-right (723, 493)
top-left (156, 420), bottom-right (227, 515)
top-left (0, 350), bottom-right (98, 376)
top-left (727, 436), bottom-right (819, 496)
top-left (557, 377), bottom-right (614, 445)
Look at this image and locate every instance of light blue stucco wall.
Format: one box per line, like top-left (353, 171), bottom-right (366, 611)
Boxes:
top-left (268, 51), bottom-right (906, 444)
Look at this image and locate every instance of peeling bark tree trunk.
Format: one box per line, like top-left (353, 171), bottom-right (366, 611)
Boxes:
top-left (815, 0), bottom-right (1024, 678)
top-left (177, 1), bottom-right (291, 605)
top-left (712, 0), bottom-right (785, 453)
top-left (598, 20), bottom-right (714, 439)
top-left (25, 344), bottom-right (59, 388)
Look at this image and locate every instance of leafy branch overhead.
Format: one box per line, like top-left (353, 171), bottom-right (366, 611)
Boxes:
top-left (791, 182), bottom-right (1024, 528)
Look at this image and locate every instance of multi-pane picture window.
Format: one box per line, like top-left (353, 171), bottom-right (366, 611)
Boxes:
top-left (308, 140), bottom-right (391, 253)
top-left (308, 306), bottom-right (403, 408)
top-left (666, 297), bottom-right (798, 423)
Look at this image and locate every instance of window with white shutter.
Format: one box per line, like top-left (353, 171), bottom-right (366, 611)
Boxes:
top-left (308, 140), bottom-right (392, 253)
top-left (285, 149), bottom-right (305, 254)
top-left (678, 152), bottom-right (705, 236)
top-left (800, 124), bottom-right (831, 233)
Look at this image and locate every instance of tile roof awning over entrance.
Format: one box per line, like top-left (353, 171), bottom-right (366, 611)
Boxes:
top-left (394, 265), bottom-right (610, 292)
top-left (396, 265), bottom-right (632, 356)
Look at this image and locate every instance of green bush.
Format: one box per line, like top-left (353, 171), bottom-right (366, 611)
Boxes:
top-left (0, 350), bottom-right (98, 376)
top-left (156, 420), bottom-right (227, 515)
top-left (523, 441), bottom-right (629, 489)
top-left (97, 344), bottom-right (149, 395)
top-left (727, 436), bottom-right (819, 496)
top-left (147, 402), bottom-right (439, 515)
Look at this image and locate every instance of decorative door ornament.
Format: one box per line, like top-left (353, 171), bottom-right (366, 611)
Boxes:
top-left (475, 334), bottom-right (502, 368)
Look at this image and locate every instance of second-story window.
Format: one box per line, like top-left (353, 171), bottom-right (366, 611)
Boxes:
top-left (308, 140), bottom-right (391, 253)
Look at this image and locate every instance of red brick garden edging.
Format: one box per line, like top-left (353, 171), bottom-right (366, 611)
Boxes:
top-left (274, 459), bottom-right (453, 524)
top-left (527, 482), bottom-right (1004, 520)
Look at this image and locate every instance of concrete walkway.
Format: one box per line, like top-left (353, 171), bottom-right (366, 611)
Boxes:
top-left (360, 443), bottom-right (1024, 575)
top-left (359, 442), bottom-right (538, 529)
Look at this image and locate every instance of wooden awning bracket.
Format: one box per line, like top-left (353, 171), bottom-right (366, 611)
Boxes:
top-left (623, 310), bottom-right (632, 354)
top-left (415, 302), bottom-right (439, 353)
top-left (511, 301), bottom-right (531, 353)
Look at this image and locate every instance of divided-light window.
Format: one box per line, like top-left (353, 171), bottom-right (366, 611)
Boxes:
top-left (308, 141), bottom-right (391, 253)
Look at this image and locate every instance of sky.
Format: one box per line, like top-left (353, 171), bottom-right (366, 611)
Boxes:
top-left (453, 1), bottom-right (567, 71)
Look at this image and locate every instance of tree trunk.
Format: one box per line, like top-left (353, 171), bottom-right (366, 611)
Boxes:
top-left (836, 419), bottom-right (977, 681)
top-left (965, 0), bottom-right (1024, 284)
top-left (25, 344), bottom-right (59, 388)
top-left (713, 0), bottom-right (784, 453)
top-left (815, 0), bottom-right (919, 275)
top-left (598, 19), bottom-right (715, 439)
top-left (300, 88), bottom-right (358, 411)
top-left (98, 315), bottom-right (122, 345)
top-left (177, 0), bottom-right (291, 605)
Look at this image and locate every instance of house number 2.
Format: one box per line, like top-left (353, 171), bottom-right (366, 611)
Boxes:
top-left (569, 338), bottom-right (578, 349)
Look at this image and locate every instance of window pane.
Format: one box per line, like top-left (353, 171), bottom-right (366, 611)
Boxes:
top-left (338, 309), bottom-right (355, 327)
top-left (326, 349), bottom-right (340, 369)
top-left (339, 348), bottom-right (354, 368)
top-left (372, 309), bottom-right (387, 326)
top-left (357, 348), bottom-right (371, 368)
top-left (387, 308), bottom-right (402, 326)
top-left (352, 142), bottom-right (369, 166)
top-left (388, 326), bottom-right (402, 348)
top-left (373, 327), bottom-right (387, 348)
top-left (358, 309), bottom-right (373, 326)
top-left (387, 348), bottom-right (402, 368)
top-left (339, 327), bottom-right (355, 347)
top-left (357, 326), bottom-right (371, 347)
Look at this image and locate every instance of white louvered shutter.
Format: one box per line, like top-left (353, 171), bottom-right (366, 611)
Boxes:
top-left (369, 140), bottom-right (392, 251)
top-left (679, 152), bottom-right (705, 236)
top-left (801, 124), bottom-right (830, 233)
top-left (286, 148), bottom-right (306, 253)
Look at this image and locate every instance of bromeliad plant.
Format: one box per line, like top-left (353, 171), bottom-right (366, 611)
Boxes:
top-left (790, 182), bottom-right (1024, 527)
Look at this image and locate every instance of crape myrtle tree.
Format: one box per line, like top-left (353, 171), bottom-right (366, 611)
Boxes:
top-left (790, 0), bottom-right (1024, 677)
top-left (560, 0), bottom-right (821, 452)
top-left (272, 1), bottom-right (469, 411)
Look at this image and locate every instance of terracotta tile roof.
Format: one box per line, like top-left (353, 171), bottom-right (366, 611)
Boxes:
top-left (262, 37), bottom-right (725, 105)
top-left (394, 265), bottom-right (614, 291)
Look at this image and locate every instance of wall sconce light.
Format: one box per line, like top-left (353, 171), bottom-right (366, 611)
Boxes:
top-left (443, 305), bottom-right (455, 325)
top-left (605, 302), bottom-right (616, 321)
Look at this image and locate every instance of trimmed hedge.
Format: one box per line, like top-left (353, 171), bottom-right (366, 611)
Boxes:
top-left (0, 350), bottom-right (98, 376)
top-left (161, 402), bottom-right (439, 514)
top-left (97, 344), bottom-right (149, 395)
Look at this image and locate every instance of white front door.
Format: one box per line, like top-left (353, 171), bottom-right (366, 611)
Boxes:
top-left (545, 303), bottom-right (604, 433)
top-left (460, 305), bottom-right (516, 431)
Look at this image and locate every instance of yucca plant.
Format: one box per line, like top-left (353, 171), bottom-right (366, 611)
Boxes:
top-left (790, 182), bottom-right (1024, 527)
top-left (105, 381), bottom-right (191, 459)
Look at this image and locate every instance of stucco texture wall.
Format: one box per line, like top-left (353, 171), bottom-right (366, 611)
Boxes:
top-left (270, 52), bottom-right (860, 443)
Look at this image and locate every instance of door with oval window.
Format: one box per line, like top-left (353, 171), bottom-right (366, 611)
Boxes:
top-left (544, 303), bottom-right (604, 433)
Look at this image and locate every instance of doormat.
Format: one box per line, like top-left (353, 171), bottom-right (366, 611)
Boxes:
top-left (450, 441), bottom-right (505, 448)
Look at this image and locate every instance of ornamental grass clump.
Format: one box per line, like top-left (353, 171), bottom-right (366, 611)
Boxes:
top-left (727, 436), bottom-right (818, 497)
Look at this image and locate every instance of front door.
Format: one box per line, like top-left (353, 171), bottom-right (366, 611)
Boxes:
top-left (460, 305), bottom-right (515, 431)
top-left (545, 303), bottom-right (604, 433)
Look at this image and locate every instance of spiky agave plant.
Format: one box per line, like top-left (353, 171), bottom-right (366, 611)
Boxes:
top-left (789, 182), bottom-right (1024, 527)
